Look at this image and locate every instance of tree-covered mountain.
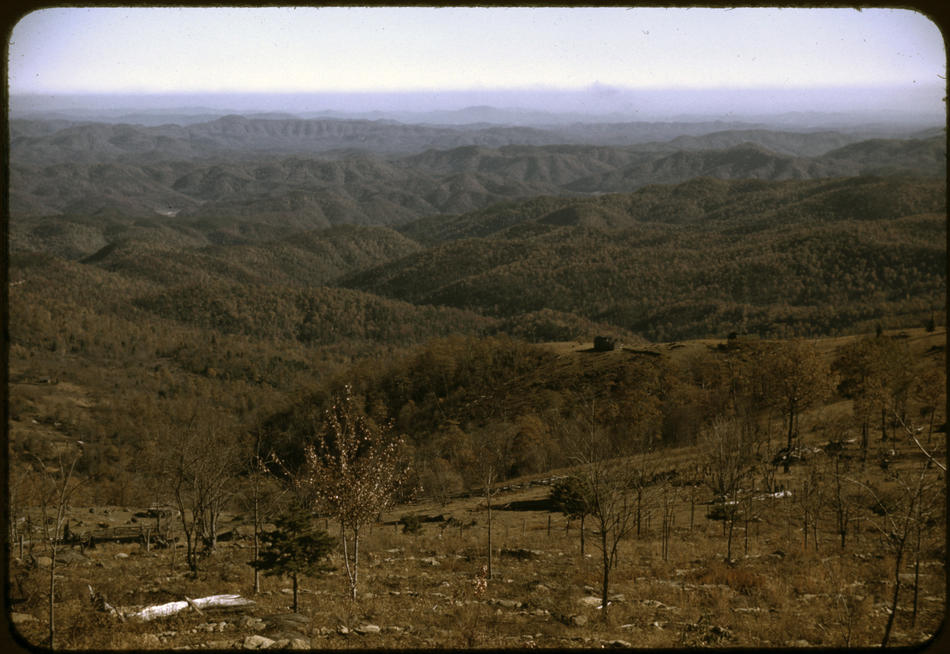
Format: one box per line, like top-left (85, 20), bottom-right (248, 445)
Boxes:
top-left (13, 115), bottom-right (924, 164)
top-left (8, 122), bottom-right (944, 228)
top-left (339, 176), bottom-right (945, 340)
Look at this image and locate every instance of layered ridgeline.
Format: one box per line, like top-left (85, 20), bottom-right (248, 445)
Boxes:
top-left (340, 176), bottom-right (946, 340)
top-left (9, 178), bottom-right (945, 344)
top-left (8, 116), bottom-right (945, 351)
top-left (8, 115), bottom-right (943, 225)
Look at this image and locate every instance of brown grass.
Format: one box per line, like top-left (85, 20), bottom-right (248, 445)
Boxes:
top-left (8, 328), bottom-right (946, 649)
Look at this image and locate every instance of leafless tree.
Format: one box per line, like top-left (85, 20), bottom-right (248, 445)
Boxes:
top-left (703, 416), bottom-right (753, 561)
top-left (30, 445), bottom-right (84, 649)
top-left (153, 410), bottom-right (242, 575)
top-left (295, 385), bottom-right (413, 601)
top-left (847, 453), bottom-right (942, 647)
top-left (565, 395), bottom-right (645, 622)
top-left (759, 340), bottom-right (835, 472)
top-left (238, 428), bottom-right (287, 594)
top-left (796, 465), bottom-right (825, 552)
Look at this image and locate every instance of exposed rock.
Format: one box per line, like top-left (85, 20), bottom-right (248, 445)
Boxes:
top-left (33, 556), bottom-right (53, 568)
top-left (419, 556), bottom-right (440, 566)
top-left (570, 614), bottom-right (588, 627)
top-left (578, 596), bottom-right (603, 608)
top-left (239, 616), bottom-right (266, 631)
top-left (9, 612), bottom-right (37, 625)
top-left (242, 634), bottom-right (275, 649)
top-left (355, 624), bottom-right (381, 634)
top-left (285, 638), bottom-right (310, 649)
top-left (269, 629), bottom-right (308, 643)
top-left (205, 641), bottom-right (233, 649)
top-left (605, 639), bottom-right (632, 648)
top-left (337, 625), bottom-right (350, 635)
top-left (56, 549), bottom-right (91, 565)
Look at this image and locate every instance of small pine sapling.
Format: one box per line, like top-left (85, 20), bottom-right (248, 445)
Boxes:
top-left (250, 505), bottom-right (335, 612)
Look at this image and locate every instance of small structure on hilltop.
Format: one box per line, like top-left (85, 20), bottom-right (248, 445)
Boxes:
top-left (593, 336), bottom-right (619, 352)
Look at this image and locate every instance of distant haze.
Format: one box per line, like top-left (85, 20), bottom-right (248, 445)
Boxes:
top-left (9, 85), bottom-right (945, 128)
top-left (7, 7), bottom-right (945, 125)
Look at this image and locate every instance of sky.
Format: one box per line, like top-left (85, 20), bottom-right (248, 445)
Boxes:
top-left (6, 6), bottom-right (947, 117)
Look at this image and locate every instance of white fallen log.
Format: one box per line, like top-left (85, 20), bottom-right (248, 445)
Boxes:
top-left (130, 594), bottom-right (255, 621)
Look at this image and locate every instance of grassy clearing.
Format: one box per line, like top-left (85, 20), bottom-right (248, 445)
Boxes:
top-left (7, 329), bottom-right (946, 649)
top-left (8, 429), bottom-right (945, 649)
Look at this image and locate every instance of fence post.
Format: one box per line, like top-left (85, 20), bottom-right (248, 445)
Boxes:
top-left (146, 528), bottom-right (151, 553)
top-left (547, 515), bottom-right (551, 537)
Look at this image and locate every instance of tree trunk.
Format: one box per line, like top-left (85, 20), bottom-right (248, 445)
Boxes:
top-left (580, 514), bottom-right (585, 557)
top-left (927, 408), bottom-right (936, 447)
top-left (487, 494), bottom-right (493, 580)
top-left (726, 512), bottom-right (734, 562)
top-left (48, 545), bottom-right (56, 649)
top-left (912, 510), bottom-right (923, 626)
top-left (689, 490), bottom-right (695, 533)
top-left (861, 418), bottom-right (869, 462)
top-left (635, 489), bottom-right (642, 537)
top-left (351, 527), bottom-right (360, 601)
top-left (341, 520), bottom-right (360, 602)
top-left (600, 527), bottom-right (610, 622)
top-left (292, 573), bottom-right (299, 613)
top-left (882, 546), bottom-right (904, 647)
top-left (743, 510), bottom-right (749, 556)
top-left (252, 495), bottom-right (260, 594)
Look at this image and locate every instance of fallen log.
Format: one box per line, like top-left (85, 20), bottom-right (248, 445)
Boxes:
top-left (130, 594), bottom-right (255, 621)
top-left (87, 586), bottom-right (255, 621)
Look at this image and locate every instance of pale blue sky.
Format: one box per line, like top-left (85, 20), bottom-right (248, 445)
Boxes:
top-left (8, 6), bottom-right (945, 94)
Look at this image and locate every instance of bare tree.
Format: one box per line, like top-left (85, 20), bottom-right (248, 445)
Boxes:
top-left (703, 416), bottom-right (752, 562)
top-left (30, 445), bottom-right (84, 649)
top-left (566, 400), bottom-right (644, 622)
top-left (154, 411), bottom-right (242, 575)
top-left (471, 422), bottom-right (518, 580)
top-left (759, 340), bottom-right (835, 472)
top-left (795, 465), bottom-right (825, 552)
top-left (295, 385), bottom-right (413, 601)
top-left (847, 454), bottom-right (942, 647)
top-left (239, 428), bottom-right (287, 594)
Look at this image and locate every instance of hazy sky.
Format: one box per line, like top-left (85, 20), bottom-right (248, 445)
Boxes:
top-left (9, 7), bottom-right (945, 92)
top-left (6, 6), bottom-right (946, 119)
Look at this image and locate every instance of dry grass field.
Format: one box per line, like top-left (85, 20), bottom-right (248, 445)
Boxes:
top-left (6, 330), bottom-right (947, 650)
top-left (7, 445), bottom-right (946, 649)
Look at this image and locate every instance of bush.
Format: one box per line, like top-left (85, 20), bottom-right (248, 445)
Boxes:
top-left (399, 513), bottom-right (422, 535)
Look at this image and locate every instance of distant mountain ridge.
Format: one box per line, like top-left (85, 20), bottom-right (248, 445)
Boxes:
top-left (8, 116), bottom-right (944, 225)
top-left (10, 115), bottom-right (941, 165)
top-left (9, 174), bottom-right (945, 346)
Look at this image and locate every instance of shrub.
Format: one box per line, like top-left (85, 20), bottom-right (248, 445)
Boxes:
top-left (399, 513), bottom-right (422, 535)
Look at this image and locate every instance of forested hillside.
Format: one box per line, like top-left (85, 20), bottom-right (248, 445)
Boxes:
top-left (344, 176), bottom-right (946, 340)
top-left (8, 116), bottom-right (943, 224)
